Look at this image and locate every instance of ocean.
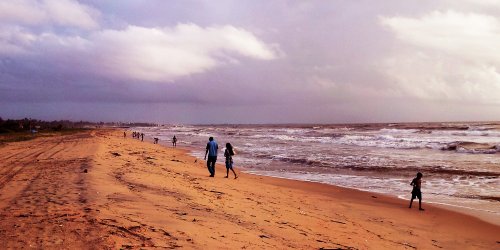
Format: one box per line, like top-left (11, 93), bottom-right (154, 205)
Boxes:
top-left (133, 122), bottom-right (500, 219)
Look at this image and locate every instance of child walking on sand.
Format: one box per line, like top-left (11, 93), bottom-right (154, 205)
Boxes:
top-left (409, 172), bottom-right (424, 211)
top-left (224, 143), bottom-right (237, 179)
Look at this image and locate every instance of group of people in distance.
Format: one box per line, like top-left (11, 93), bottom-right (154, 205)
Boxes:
top-left (129, 131), bottom-right (144, 141)
top-left (126, 130), bottom-right (177, 146)
top-left (204, 136), bottom-right (237, 179)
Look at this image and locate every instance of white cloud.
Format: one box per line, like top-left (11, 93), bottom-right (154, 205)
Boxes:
top-left (0, 23), bottom-right (279, 82)
top-left (381, 11), bottom-right (500, 63)
top-left (0, 0), bottom-right (46, 25)
top-left (0, 25), bottom-right (37, 54)
top-left (380, 10), bottom-right (500, 104)
top-left (0, 0), bottom-right (99, 29)
top-left (43, 0), bottom-right (99, 30)
top-left (87, 24), bottom-right (278, 81)
top-left (451, 0), bottom-right (500, 7)
top-left (382, 52), bottom-right (500, 103)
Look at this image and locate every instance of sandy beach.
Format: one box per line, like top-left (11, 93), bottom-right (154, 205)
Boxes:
top-left (0, 129), bottom-right (498, 249)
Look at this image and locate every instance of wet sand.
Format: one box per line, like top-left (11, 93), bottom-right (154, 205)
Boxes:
top-left (0, 129), bottom-right (498, 249)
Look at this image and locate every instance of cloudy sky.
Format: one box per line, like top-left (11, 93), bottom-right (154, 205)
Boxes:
top-left (1, 0), bottom-right (499, 124)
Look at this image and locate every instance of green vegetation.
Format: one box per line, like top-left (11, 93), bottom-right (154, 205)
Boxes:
top-left (0, 118), bottom-right (94, 145)
top-left (0, 117), bottom-right (157, 145)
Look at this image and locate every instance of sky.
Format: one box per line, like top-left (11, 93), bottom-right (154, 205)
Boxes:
top-left (1, 0), bottom-right (500, 124)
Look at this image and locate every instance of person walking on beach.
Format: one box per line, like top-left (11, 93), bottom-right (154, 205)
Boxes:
top-left (172, 135), bottom-right (177, 147)
top-left (204, 137), bottom-right (218, 177)
top-left (123, 131), bottom-right (126, 138)
top-left (141, 133), bottom-right (144, 142)
top-left (224, 143), bottom-right (238, 179)
top-left (409, 172), bottom-right (424, 211)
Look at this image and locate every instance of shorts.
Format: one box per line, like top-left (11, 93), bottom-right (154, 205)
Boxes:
top-left (225, 161), bottom-right (233, 169)
top-left (207, 156), bottom-right (217, 165)
top-left (411, 188), bottom-right (422, 200)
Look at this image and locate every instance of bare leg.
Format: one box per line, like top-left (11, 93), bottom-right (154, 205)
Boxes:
top-left (225, 169), bottom-right (229, 178)
top-left (419, 199), bottom-right (424, 210)
top-left (409, 198), bottom-right (413, 208)
top-left (231, 168), bottom-right (237, 179)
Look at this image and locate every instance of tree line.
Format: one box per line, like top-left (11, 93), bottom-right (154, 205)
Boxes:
top-left (0, 117), bottom-right (156, 134)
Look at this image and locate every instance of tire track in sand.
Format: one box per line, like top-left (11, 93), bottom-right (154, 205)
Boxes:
top-left (0, 132), bottom-right (113, 249)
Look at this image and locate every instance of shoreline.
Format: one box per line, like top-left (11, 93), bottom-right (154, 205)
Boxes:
top-left (0, 128), bottom-right (498, 248)
top-left (250, 171), bottom-right (500, 226)
top-left (147, 130), bottom-right (500, 227)
top-left (150, 135), bottom-right (500, 227)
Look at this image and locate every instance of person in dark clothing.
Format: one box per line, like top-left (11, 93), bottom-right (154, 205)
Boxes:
top-left (224, 143), bottom-right (237, 179)
top-left (204, 137), bottom-right (218, 177)
top-left (409, 172), bottom-right (424, 211)
top-left (172, 136), bottom-right (177, 147)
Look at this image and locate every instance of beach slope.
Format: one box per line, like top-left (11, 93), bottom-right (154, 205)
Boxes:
top-left (0, 129), bottom-right (498, 249)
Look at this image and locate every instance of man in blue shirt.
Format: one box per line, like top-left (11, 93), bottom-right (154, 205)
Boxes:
top-left (204, 137), bottom-right (218, 177)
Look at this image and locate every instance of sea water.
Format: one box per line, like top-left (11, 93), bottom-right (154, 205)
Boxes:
top-left (134, 122), bottom-right (500, 219)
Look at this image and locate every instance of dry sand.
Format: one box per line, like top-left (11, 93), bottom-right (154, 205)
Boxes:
top-left (0, 129), bottom-right (498, 249)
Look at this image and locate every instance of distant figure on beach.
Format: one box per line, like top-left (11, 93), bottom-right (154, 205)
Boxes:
top-left (153, 138), bottom-right (159, 144)
top-left (409, 172), bottom-right (424, 211)
top-left (124, 132), bottom-right (126, 138)
top-left (172, 136), bottom-right (177, 147)
top-left (204, 137), bottom-right (218, 177)
top-left (224, 143), bottom-right (237, 179)
top-left (141, 133), bottom-right (144, 142)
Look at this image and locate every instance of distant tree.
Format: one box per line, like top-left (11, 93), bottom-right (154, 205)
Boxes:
top-left (53, 124), bottom-right (63, 131)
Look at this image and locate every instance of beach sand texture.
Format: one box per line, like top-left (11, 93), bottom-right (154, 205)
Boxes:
top-left (0, 129), bottom-right (498, 249)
